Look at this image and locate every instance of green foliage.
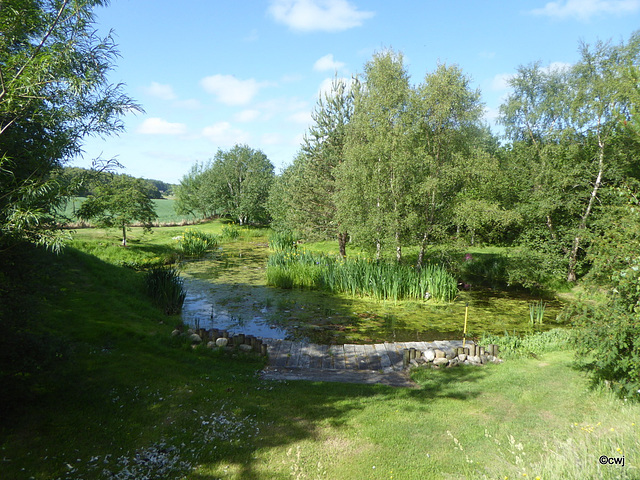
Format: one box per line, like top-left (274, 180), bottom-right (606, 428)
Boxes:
top-left (481, 328), bottom-right (573, 359)
top-left (266, 249), bottom-right (458, 302)
top-left (176, 229), bottom-right (218, 257)
top-left (220, 224), bottom-right (241, 240)
top-left (268, 230), bottom-right (298, 252)
top-left (0, 0), bottom-right (141, 252)
top-left (567, 187), bottom-right (640, 399)
top-left (144, 266), bottom-right (187, 315)
top-left (529, 300), bottom-right (546, 325)
top-left (177, 145), bottom-right (275, 225)
top-left (76, 175), bottom-right (158, 246)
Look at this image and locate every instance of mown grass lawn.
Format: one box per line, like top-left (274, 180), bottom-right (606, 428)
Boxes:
top-left (1, 223), bottom-right (638, 479)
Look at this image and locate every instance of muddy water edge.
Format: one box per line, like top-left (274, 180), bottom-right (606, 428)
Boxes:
top-left (180, 239), bottom-right (565, 344)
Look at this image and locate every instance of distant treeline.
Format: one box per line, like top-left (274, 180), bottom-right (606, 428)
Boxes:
top-left (57, 167), bottom-right (176, 199)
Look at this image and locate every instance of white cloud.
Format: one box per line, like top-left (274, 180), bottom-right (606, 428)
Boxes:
top-left (490, 73), bottom-right (514, 91)
top-left (201, 74), bottom-right (268, 106)
top-left (202, 122), bottom-right (251, 146)
top-left (143, 82), bottom-right (177, 101)
top-left (261, 133), bottom-right (283, 145)
top-left (137, 117), bottom-right (187, 135)
top-left (313, 53), bottom-right (346, 72)
top-left (530, 0), bottom-right (640, 21)
top-left (268, 0), bottom-right (375, 32)
top-left (234, 109), bottom-right (261, 122)
top-left (317, 76), bottom-right (355, 99)
top-left (289, 111), bottom-right (313, 124)
top-left (173, 99), bottom-right (202, 110)
top-left (541, 61), bottom-right (573, 73)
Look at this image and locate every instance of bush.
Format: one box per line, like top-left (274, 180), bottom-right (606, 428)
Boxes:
top-left (144, 267), bottom-right (186, 315)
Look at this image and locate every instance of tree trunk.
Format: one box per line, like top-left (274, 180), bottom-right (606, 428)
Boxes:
top-left (395, 231), bottom-right (401, 263)
top-left (338, 231), bottom-right (348, 258)
top-left (416, 231), bottom-right (428, 268)
top-left (121, 222), bottom-right (127, 247)
top-left (567, 144), bottom-right (604, 283)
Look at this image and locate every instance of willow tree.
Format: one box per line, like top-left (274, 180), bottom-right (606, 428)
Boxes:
top-left (337, 50), bottom-right (413, 261)
top-left (0, 0), bottom-right (141, 252)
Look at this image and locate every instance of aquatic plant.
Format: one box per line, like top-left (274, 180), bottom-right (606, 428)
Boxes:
top-left (529, 300), bottom-right (546, 325)
top-left (145, 266), bottom-right (187, 314)
top-left (177, 229), bottom-right (218, 257)
top-left (220, 224), bottom-right (241, 240)
top-left (268, 230), bottom-right (297, 252)
top-left (265, 250), bottom-right (458, 302)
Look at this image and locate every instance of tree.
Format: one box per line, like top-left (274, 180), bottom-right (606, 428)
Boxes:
top-left (174, 161), bottom-right (218, 219)
top-left (77, 175), bottom-right (157, 246)
top-left (410, 63), bottom-right (486, 264)
top-left (207, 145), bottom-right (274, 225)
top-left (337, 49), bottom-right (413, 261)
top-left (499, 32), bottom-right (640, 282)
top-left (272, 77), bottom-right (355, 256)
top-left (0, 0), bottom-right (141, 252)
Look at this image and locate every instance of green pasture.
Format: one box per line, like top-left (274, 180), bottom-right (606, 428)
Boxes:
top-left (61, 196), bottom-right (199, 224)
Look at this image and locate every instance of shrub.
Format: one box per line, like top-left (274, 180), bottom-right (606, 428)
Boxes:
top-left (145, 266), bottom-right (186, 315)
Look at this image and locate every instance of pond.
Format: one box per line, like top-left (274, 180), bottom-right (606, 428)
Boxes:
top-left (180, 240), bottom-right (566, 344)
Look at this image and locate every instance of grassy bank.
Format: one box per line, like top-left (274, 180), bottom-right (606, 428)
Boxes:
top-left (1, 223), bottom-right (638, 479)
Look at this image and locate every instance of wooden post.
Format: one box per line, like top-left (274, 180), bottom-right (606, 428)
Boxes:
top-left (222, 330), bottom-right (229, 338)
top-left (403, 349), bottom-right (410, 368)
top-left (462, 302), bottom-right (469, 347)
top-left (479, 346), bottom-right (485, 356)
top-left (261, 343), bottom-right (268, 356)
top-left (237, 333), bottom-right (245, 345)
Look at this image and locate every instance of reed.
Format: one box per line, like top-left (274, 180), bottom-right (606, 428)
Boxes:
top-left (144, 266), bottom-right (187, 315)
top-left (268, 231), bottom-right (298, 252)
top-left (266, 250), bottom-right (457, 302)
top-left (176, 229), bottom-right (218, 257)
top-left (529, 299), bottom-right (546, 325)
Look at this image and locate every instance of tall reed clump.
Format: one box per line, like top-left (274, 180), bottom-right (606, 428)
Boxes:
top-left (176, 229), bottom-right (218, 257)
top-left (266, 249), bottom-right (458, 302)
top-left (268, 231), bottom-right (298, 252)
top-left (529, 300), bottom-right (546, 325)
top-left (144, 266), bottom-right (187, 314)
top-left (220, 224), bottom-right (241, 241)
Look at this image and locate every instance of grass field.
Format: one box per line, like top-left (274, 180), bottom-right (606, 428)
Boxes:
top-left (1, 221), bottom-right (639, 479)
top-left (61, 196), bottom-right (199, 225)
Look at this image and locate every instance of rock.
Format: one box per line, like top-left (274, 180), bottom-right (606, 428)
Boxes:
top-left (434, 349), bottom-right (446, 358)
top-left (238, 344), bottom-right (252, 352)
top-left (448, 358), bottom-right (459, 367)
top-left (206, 341), bottom-right (216, 349)
top-left (424, 349), bottom-right (436, 362)
top-left (445, 349), bottom-right (456, 360)
top-left (171, 329), bottom-right (181, 337)
top-left (187, 328), bottom-right (195, 335)
top-left (189, 333), bottom-right (202, 344)
top-left (457, 353), bottom-right (467, 362)
top-left (433, 357), bottom-right (449, 366)
top-left (410, 359), bottom-right (420, 368)
top-left (215, 337), bottom-right (229, 347)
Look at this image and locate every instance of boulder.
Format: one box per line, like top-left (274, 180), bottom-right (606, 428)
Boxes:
top-left (215, 337), bottom-right (229, 347)
top-left (424, 349), bottom-right (436, 362)
top-left (457, 353), bottom-right (467, 362)
top-left (171, 329), bottom-right (181, 337)
top-left (206, 341), bottom-right (216, 349)
top-left (189, 333), bottom-right (202, 344)
top-left (433, 357), bottom-right (449, 366)
top-left (238, 344), bottom-right (252, 352)
top-left (445, 349), bottom-right (456, 360)
top-left (434, 349), bottom-right (446, 358)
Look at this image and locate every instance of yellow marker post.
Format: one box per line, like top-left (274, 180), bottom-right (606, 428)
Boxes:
top-left (462, 302), bottom-right (469, 347)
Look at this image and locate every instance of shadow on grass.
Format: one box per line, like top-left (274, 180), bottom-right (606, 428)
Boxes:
top-left (0, 243), bottom-right (494, 480)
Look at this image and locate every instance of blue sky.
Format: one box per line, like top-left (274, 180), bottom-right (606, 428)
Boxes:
top-left (77, 0), bottom-right (640, 183)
